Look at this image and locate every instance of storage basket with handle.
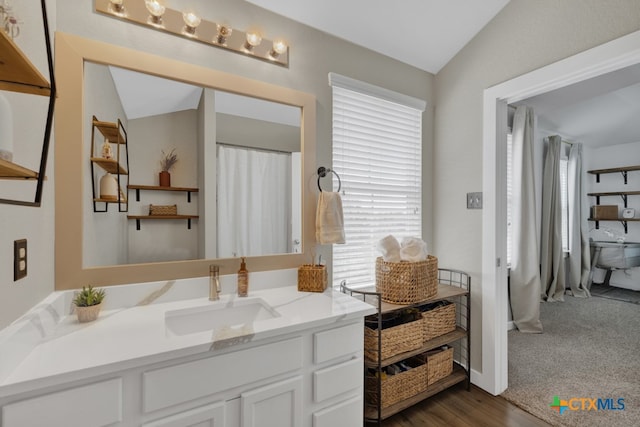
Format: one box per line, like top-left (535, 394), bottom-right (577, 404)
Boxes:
top-left (375, 255), bottom-right (438, 304)
top-left (421, 301), bottom-right (456, 342)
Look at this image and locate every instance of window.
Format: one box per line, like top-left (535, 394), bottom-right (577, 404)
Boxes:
top-left (329, 73), bottom-right (425, 289)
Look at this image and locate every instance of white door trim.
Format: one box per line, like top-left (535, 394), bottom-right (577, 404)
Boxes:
top-left (479, 29), bottom-right (640, 395)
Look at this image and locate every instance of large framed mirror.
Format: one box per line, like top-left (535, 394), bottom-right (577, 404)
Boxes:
top-left (55, 33), bottom-right (316, 290)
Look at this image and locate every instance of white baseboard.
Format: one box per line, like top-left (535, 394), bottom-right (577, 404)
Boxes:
top-left (507, 321), bottom-right (516, 331)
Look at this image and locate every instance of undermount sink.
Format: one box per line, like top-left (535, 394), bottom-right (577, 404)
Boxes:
top-left (590, 241), bottom-right (640, 269)
top-left (165, 297), bottom-right (280, 336)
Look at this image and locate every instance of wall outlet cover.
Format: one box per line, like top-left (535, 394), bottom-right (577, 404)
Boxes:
top-left (14, 239), bottom-right (27, 281)
top-left (467, 192), bottom-right (483, 209)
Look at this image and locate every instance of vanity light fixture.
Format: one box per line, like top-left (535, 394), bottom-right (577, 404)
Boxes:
top-left (182, 11), bottom-right (201, 35)
top-left (144, 0), bottom-right (165, 24)
top-left (270, 39), bottom-right (287, 58)
top-left (109, 0), bottom-right (124, 13)
top-left (94, 0), bottom-right (289, 67)
top-left (244, 32), bottom-right (262, 51)
top-left (215, 24), bottom-right (232, 45)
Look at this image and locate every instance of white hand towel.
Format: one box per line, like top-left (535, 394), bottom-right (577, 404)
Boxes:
top-left (377, 235), bottom-right (401, 262)
top-left (316, 191), bottom-right (345, 244)
top-left (400, 237), bottom-right (428, 262)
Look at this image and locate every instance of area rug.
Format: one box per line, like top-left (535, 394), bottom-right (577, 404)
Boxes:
top-left (502, 295), bottom-right (640, 427)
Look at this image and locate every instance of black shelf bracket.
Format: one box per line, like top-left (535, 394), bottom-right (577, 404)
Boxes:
top-left (620, 170), bottom-right (628, 184)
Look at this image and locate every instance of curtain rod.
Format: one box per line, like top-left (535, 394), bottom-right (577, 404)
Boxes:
top-left (217, 142), bottom-right (294, 155)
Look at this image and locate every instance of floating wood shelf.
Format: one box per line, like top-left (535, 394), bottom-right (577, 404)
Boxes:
top-left (588, 165), bottom-right (640, 184)
top-left (127, 215), bottom-right (199, 230)
top-left (0, 158), bottom-right (39, 180)
top-left (128, 184), bottom-right (199, 202)
top-left (92, 118), bottom-right (126, 143)
top-left (90, 157), bottom-right (128, 175)
top-left (0, 30), bottom-right (51, 96)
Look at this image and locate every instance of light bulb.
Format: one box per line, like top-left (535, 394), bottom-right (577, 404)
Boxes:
top-left (145, 0), bottom-right (165, 21)
top-left (244, 32), bottom-right (262, 51)
top-left (270, 39), bottom-right (287, 57)
top-left (215, 24), bottom-right (232, 44)
top-left (109, 0), bottom-right (124, 12)
top-left (182, 11), bottom-right (201, 34)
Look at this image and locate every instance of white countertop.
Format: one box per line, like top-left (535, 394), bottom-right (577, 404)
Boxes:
top-left (0, 283), bottom-right (375, 398)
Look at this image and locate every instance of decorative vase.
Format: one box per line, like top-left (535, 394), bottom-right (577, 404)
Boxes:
top-left (75, 303), bottom-right (102, 323)
top-left (99, 172), bottom-right (118, 200)
top-left (159, 170), bottom-right (171, 187)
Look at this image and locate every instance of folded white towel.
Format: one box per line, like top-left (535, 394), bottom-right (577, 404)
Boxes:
top-left (400, 237), bottom-right (428, 262)
top-left (377, 235), bottom-right (401, 262)
top-left (316, 191), bottom-right (345, 244)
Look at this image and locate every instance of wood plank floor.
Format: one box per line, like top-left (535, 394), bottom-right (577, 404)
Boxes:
top-left (380, 383), bottom-right (550, 426)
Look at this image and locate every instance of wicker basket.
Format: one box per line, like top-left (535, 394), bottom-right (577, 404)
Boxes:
top-left (366, 356), bottom-right (428, 408)
top-left (297, 264), bottom-right (327, 292)
top-left (424, 346), bottom-right (454, 385)
top-left (149, 204), bottom-right (177, 216)
top-left (375, 256), bottom-right (438, 304)
top-left (422, 302), bottom-right (456, 342)
top-left (364, 317), bottom-right (423, 363)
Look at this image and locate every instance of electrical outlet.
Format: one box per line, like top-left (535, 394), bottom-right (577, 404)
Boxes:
top-left (14, 239), bottom-right (27, 281)
top-left (467, 192), bottom-right (483, 209)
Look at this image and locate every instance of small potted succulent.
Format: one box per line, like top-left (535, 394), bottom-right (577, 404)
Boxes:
top-left (159, 148), bottom-right (178, 187)
top-left (73, 285), bottom-right (106, 323)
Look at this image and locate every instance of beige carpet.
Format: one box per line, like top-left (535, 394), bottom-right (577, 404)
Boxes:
top-left (502, 295), bottom-right (640, 427)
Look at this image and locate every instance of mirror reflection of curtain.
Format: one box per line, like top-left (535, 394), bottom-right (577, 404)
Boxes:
top-left (217, 144), bottom-right (291, 258)
top-left (510, 106), bottom-right (543, 333)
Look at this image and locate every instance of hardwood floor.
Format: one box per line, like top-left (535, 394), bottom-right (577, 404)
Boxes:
top-left (379, 383), bottom-right (550, 426)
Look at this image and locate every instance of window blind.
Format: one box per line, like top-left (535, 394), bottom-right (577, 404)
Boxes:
top-left (330, 75), bottom-right (424, 289)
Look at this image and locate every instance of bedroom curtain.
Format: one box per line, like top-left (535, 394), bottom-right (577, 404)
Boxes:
top-left (509, 106), bottom-right (543, 333)
top-left (567, 143), bottom-right (591, 297)
top-left (540, 136), bottom-right (567, 301)
top-left (217, 144), bottom-right (291, 258)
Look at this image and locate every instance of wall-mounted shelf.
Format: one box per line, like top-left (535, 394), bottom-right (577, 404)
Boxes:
top-left (127, 215), bottom-right (198, 230)
top-left (588, 165), bottom-right (640, 184)
top-left (587, 191), bottom-right (640, 208)
top-left (588, 218), bottom-right (640, 234)
top-left (90, 116), bottom-right (129, 212)
top-left (0, 0), bottom-right (56, 206)
top-left (588, 165), bottom-right (640, 234)
top-left (0, 30), bottom-right (50, 96)
top-left (128, 184), bottom-right (199, 203)
top-left (0, 158), bottom-right (39, 180)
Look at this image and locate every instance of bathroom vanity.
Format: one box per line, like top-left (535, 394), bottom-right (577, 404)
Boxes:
top-left (0, 276), bottom-right (375, 427)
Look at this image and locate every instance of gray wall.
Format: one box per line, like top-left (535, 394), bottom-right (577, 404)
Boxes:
top-left (0, 0), bottom-right (433, 328)
top-left (433, 0), bottom-right (640, 370)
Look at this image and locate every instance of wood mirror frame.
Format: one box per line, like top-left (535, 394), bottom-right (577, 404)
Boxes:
top-left (54, 32), bottom-right (316, 290)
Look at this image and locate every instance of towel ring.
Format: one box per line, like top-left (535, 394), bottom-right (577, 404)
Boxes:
top-left (317, 166), bottom-right (342, 192)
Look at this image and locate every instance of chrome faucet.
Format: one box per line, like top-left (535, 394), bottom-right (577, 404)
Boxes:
top-left (209, 265), bottom-right (221, 301)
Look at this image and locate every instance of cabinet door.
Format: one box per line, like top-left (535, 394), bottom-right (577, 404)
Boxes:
top-left (142, 401), bottom-right (226, 427)
top-left (240, 376), bottom-right (302, 427)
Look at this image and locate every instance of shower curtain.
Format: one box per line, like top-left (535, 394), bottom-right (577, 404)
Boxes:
top-left (217, 144), bottom-right (291, 258)
top-left (509, 106), bottom-right (543, 333)
top-left (540, 136), bottom-right (591, 301)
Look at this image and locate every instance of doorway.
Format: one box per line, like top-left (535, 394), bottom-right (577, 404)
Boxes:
top-left (479, 29), bottom-right (640, 395)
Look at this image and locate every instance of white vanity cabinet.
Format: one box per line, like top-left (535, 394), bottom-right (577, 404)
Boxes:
top-left (0, 319), bottom-right (365, 427)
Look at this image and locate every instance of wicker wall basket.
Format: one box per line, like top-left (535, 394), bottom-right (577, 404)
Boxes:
top-left (366, 357), bottom-right (429, 408)
top-left (297, 264), bottom-right (327, 292)
top-left (364, 318), bottom-right (423, 363)
top-left (149, 204), bottom-right (177, 216)
top-left (425, 347), bottom-right (454, 385)
top-left (375, 256), bottom-right (438, 304)
top-left (422, 302), bottom-right (456, 342)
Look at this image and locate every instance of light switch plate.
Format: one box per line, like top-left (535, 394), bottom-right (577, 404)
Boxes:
top-left (467, 192), bottom-right (483, 209)
top-left (14, 239), bottom-right (27, 281)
